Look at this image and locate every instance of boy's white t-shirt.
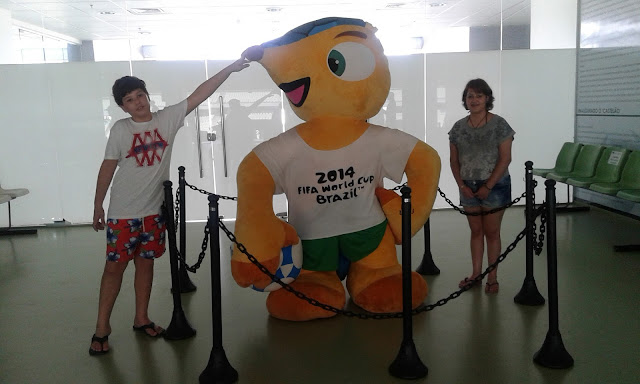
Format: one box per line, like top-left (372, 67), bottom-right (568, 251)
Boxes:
top-left (104, 100), bottom-right (187, 219)
top-left (253, 124), bottom-right (417, 240)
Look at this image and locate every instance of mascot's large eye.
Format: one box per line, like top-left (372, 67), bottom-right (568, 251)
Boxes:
top-left (326, 42), bottom-right (376, 81)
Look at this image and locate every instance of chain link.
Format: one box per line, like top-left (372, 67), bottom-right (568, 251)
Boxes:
top-left (438, 187), bottom-right (526, 216)
top-left (185, 180), bottom-right (405, 201)
top-left (174, 222), bottom-right (210, 273)
top-left (184, 181), bottom-right (237, 201)
top-left (219, 219), bottom-right (528, 319)
top-left (413, 226), bottom-right (527, 314)
top-left (175, 177), bottom-right (530, 318)
top-left (533, 206), bottom-right (546, 255)
top-left (174, 187), bottom-right (180, 233)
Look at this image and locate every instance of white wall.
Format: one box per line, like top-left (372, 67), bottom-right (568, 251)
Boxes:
top-left (0, 49), bottom-right (576, 226)
top-left (0, 8), bottom-right (13, 64)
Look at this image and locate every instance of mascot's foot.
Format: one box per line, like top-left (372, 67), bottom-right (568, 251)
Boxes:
top-left (266, 271), bottom-right (346, 321)
top-left (352, 271), bottom-right (427, 313)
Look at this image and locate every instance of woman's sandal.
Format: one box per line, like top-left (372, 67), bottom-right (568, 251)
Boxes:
top-left (133, 322), bottom-right (165, 338)
top-left (485, 281), bottom-right (500, 294)
top-left (459, 277), bottom-right (481, 289)
top-left (89, 334), bottom-right (110, 356)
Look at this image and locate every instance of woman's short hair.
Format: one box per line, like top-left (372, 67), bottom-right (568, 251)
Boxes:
top-left (112, 76), bottom-right (149, 106)
top-left (462, 78), bottom-right (495, 111)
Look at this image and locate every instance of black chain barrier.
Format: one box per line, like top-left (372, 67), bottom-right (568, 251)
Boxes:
top-left (528, 179), bottom-right (546, 256)
top-left (174, 187), bottom-right (180, 233)
top-left (172, 178), bottom-right (544, 319)
top-left (218, 217), bottom-right (530, 319)
top-left (184, 181), bottom-right (238, 201)
top-left (532, 205), bottom-right (547, 256)
top-left (437, 187), bottom-right (526, 216)
top-left (171, 222), bottom-right (210, 273)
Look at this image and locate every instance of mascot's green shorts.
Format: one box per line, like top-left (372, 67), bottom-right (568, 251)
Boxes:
top-left (301, 220), bottom-right (387, 271)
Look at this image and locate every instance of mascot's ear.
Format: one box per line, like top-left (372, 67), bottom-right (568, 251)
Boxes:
top-left (243, 45), bottom-right (264, 62)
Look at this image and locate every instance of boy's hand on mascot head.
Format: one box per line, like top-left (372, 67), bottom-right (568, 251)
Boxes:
top-left (242, 45), bottom-right (264, 62)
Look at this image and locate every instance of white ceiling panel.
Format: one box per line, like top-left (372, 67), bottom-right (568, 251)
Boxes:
top-left (4, 0), bottom-right (531, 42)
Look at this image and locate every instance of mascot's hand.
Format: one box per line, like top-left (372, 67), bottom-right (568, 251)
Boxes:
top-left (375, 187), bottom-right (403, 244)
top-left (231, 215), bottom-right (300, 288)
top-left (377, 141), bottom-right (441, 244)
top-left (233, 152), bottom-right (300, 287)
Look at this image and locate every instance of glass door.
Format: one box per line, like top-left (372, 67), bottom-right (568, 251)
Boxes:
top-left (206, 60), bottom-right (287, 219)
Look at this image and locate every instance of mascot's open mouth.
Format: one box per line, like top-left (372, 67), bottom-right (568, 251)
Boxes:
top-left (279, 77), bottom-right (310, 108)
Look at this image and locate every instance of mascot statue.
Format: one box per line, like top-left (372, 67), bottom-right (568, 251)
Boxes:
top-left (232, 17), bottom-right (441, 321)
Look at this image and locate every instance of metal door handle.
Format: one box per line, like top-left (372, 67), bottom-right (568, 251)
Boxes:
top-left (219, 95), bottom-right (228, 177)
top-left (195, 107), bottom-right (204, 178)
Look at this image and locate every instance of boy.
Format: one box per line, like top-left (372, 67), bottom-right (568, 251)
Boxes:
top-left (89, 50), bottom-right (254, 356)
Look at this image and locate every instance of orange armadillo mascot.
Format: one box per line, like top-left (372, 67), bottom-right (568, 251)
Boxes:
top-left (232, 17), bottom-right (441, 321)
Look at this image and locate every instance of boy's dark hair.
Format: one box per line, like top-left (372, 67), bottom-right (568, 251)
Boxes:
top-left (112, 76), bottom-right (149, 106)
top-left (462, 78), bottom-right (495, 111)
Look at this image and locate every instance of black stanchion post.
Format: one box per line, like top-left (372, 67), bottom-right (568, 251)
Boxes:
top-left (533, 180), bottom-right (574, 369)
top-left (178, 166), bottom-right (197, 293)
top-left (200, 194), bottom-right (238, 384)
top-left (162, 181), bottom-right (197, 341)
top-left (415, 219), bottom-right (440, 275)
top-left (514, 161), bottom-right (545, 306)
top-left (389, 187), bottom-right (428, 379)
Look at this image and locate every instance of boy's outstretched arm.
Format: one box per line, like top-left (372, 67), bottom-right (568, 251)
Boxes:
top-left (186, 46), bottom-right (262, 114)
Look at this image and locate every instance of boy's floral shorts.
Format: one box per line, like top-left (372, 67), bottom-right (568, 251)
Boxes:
top-left (105, 214), bottom-right (166, 262)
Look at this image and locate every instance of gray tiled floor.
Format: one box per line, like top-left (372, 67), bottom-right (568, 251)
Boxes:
top-left (1, 205), bottom-right (639, 383)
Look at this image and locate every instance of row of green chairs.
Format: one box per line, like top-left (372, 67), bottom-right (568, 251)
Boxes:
top-left (533, 142), bottom-right (640, 202)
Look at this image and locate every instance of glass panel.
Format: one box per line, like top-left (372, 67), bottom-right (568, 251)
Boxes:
top-left (206, 60), bottom-right (286, 220)
top-left (52, 62), bottom-right (132, 224)
top-left (370, 54), bottom-right (426, 190)
top-left (0, 61), bottom-right (130, 226)
top-left (0, 64), bottom-right (61, 226)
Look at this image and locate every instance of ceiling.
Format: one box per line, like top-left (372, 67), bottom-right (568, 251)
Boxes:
top-left (1, 0), bottom-right (531, 44)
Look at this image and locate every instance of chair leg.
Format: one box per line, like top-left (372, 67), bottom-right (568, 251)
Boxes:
top-left (555, 184), bottom-right (590, 213)
top-left (0, 200), bottom-right (37, 236)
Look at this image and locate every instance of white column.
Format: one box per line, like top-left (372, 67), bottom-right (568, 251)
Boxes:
top-left (531, 0), bottom-right (578, 49)
top-left (0, 8), bottom-right (15, 64)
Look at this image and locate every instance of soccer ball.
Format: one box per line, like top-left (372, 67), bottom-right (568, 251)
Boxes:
top-left (251, 242), bottom-right (303, 292)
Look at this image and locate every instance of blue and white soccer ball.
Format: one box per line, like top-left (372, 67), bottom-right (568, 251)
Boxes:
top-left (251, 242), bottom-right (303, 292)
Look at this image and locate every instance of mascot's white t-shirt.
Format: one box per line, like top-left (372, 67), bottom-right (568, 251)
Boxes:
top-left (253, 124), bottom-right (417, 240)
top-left (104, 100), bottom-right (187, 219)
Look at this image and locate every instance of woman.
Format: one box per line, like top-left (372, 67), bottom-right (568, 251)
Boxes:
top-left (448, 79), bottom-right (515, 294)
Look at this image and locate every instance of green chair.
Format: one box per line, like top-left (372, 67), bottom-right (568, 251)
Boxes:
top-left (532, 142), bottom-right (582, 177)
top-left (590, 151), bottom-right (640, 195)
top-left (546, 144), bottom-right (604, 182)
top-left (566, 147), bottom-right (630, 188)
top-left (617, 189), bottom-right (640, 202)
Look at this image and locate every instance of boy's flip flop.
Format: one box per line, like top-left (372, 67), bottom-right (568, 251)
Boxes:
top-left (89, 334), bottom-right (110, 356)
top-left (132, 322), bottom-right (165, 337)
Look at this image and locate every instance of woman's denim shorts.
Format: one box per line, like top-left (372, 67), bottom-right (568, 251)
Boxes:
top-left (460, 174), bottom-right (512, 209)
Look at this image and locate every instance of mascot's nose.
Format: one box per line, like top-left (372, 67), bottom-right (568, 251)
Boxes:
top-left (243, 45), bottom-right (264, 62)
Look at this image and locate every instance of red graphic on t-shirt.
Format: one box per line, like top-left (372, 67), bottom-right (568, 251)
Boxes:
top-left (126, 129), bottom-right (169, 166)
